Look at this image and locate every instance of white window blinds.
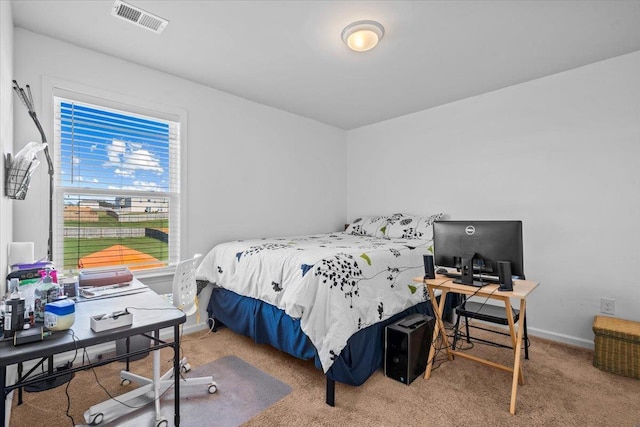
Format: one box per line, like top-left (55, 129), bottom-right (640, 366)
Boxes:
top-left (53, 97), bottom-right (180, 272)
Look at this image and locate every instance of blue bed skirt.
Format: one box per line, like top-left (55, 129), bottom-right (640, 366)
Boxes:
top-left (207, 286), bottom-right (435, 386)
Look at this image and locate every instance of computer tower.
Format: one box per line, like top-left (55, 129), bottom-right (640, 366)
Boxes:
top-left (384, 313), bottom-right (435, 385)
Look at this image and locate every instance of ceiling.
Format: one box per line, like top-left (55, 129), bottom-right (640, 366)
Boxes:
top-left (11, 0), bottom-right (640, 130)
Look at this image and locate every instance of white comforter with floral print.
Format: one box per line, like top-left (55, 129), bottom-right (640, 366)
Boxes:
top-left (196, 232), bottom-right (433, 372)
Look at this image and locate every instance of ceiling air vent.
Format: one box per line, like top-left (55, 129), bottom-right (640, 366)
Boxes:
top-left (111, 0), bottom-right (168, 34)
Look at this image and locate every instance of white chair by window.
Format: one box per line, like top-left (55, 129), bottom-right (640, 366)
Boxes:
top-left (84, 255), bottom-right (217, 426)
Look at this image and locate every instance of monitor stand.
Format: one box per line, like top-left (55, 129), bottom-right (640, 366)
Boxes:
top-left (460, 252), bottom-right (476, 285)
top-left (453, 252), bottom-right (486, 287)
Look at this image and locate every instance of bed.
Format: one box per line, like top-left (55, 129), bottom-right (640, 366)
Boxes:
top-left (195, 213), bottom-right (443, 405)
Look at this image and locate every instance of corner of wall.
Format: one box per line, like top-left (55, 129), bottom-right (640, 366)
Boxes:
top-left (0, 0), bottom-right (15, 293)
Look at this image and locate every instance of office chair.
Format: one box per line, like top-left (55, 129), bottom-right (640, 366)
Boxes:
top-left (452, 297), bottom-right (529, 360)
top-left (84, 255), bottom-right (217, 426)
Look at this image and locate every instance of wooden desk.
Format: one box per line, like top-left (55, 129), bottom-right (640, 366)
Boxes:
top-left (413, 275), bottom-right (539, 415)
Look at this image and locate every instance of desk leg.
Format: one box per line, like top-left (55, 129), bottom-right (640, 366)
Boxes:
top-left (501, 296), bottom-right (524, 385)
top-left (509, 299), bottom-right (527, 415)
top-left (424, 287), bottom-right (451, 380)
top-left (17, 363), bottom-right (22, 405)
top-left (174, 324), bottom-right (181, 427)
top-left (153, 330), bottom-right (162, 423)
top-left (1, 365), bottom-right (6, 427)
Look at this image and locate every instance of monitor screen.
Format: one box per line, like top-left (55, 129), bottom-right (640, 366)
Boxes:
top-left (433, 220), bottom-right (525, 280)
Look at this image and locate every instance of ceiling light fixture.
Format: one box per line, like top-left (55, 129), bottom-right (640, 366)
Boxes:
top-left (341, 20), bottom-right (385, 52)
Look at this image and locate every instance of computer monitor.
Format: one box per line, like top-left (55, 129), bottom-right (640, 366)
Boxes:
top-left (433, 220), bottom-right (525, 286)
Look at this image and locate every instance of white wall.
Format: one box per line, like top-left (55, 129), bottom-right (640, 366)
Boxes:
top-left (12, 29), bottom-right (347, 265)
top-left (0, 1), bottom-right (14, 293)
top-left (1, 1), bottom-right (15, 421)
top-left (347, 50), bottom-right (640, 348)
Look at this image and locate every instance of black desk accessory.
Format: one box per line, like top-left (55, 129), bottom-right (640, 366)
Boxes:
top-left (423, 254), bottom-right (435, 279)
top-left (385, 313), bottom-right (435, 385)
top-left (459, 252), bottom-right (475, 285)
top-left (13, 327), bottom-right (51, 346)
top-left (498, 261), bottom-right (513, 291)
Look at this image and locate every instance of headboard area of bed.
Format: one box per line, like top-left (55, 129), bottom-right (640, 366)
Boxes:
top-left (344, 213), bottom-right (443, 240)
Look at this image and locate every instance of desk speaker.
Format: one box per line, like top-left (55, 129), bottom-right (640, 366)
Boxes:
top-left (423, 254), bottom-right (435, 279)
top-left (384, 313), bottom-right (435, 385)
top-left (498, 261), bottom-right (513, 291)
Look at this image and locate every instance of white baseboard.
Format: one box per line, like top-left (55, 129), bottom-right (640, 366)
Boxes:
top-left (465, 318), bottom-right (595, 350)
top-left (528, 327), bottom-right (594, 350)
top-left (462, 300), bottom-right (595, 350)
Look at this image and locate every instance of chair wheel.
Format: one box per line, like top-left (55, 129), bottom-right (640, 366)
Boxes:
top-left (208, 382), bottom-right (218, 394)
top-left (89, 412), bottom-right (104, 425)
top-left (120, 378), bottom-right (131, 386)
top-left (155, 417), bottom-right (168, 427)
top-left (181, 362), bottom-right (191, 373)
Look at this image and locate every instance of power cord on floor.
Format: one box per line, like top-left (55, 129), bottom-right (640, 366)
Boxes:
top-left (85, 346), bottom-right (174, 412)
top-left (64, 328), bottom-right (80, 427)
top-left (179, 317), bottom-right (218, 342)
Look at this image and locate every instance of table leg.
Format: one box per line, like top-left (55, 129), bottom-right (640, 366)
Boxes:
top-left (17, 363), bottom-right (22, 405)
top-left (501, 296), bottom-right (524, 385)
top-left (1, 365), bottom-right (6, 427)
top-left (424, 286), bottom-right (451, 380)
top-left (153, 330), bottom-right (161, 422)
top-left (174, 324), bottom-right (181, 427)
top-left (509, 299), bottom-right (527, 415)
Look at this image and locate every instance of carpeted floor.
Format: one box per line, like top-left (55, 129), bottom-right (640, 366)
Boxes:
top-left (9, 322), bottom-right (640, 427)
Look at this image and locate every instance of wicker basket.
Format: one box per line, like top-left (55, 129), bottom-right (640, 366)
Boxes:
top-left (593, 316), bottom-right (640, 379)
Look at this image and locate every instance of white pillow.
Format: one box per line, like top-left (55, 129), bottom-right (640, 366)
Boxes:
top-left (345, 216), bottom-right (388, 237)
top-left (385, 213), bottom-right (443, 239)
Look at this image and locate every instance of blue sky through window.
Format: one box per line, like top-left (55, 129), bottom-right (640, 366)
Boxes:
top-left (60, 101), bottom-right (170, 195)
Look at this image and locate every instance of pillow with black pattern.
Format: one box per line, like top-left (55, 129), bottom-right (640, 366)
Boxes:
top-left (345, 216), bottom-right (389, 237)
top-left (386, 213), bottom-right (407, 226)
top-left (384, 213), bottom-right (443, 239)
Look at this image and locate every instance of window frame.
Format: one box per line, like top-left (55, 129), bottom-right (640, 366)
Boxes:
top-left (42, 77), bottom-right (188, 276)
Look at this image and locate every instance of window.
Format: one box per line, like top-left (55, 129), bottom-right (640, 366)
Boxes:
top-left (53, 95), bottom-right (181, 272)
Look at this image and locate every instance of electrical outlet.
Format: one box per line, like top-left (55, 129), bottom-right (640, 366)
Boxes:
top-left (600, 298), bottom-right (615, 315)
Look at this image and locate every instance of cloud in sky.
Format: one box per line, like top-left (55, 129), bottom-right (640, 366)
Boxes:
top-left (104, 139), bottom-right (164, 174)
top-left (115, 168), bottom-right (134, 177)
top-left (106, 139), bottom-right (126, 164)
top-left (125, 149), bottom-right (163, 173)
top-left (133, 180), bottom-right (158, 188)
top-left (73, 175), bottom-right (97, 183)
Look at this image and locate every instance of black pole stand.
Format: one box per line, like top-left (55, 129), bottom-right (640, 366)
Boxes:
top-left (12, 80), bottom-right (53, 261)
top-left (12, 81), bottom-right (72, 394)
